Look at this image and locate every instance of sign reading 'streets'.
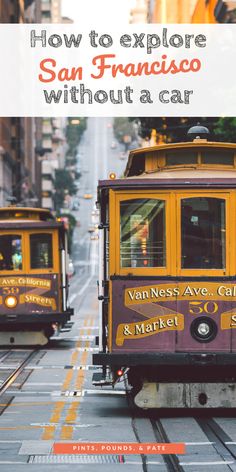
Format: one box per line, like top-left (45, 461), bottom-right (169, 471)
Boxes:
top-left (0, 276), bottom-right (58, 313)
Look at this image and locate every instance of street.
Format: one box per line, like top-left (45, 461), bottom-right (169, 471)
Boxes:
top-left (0, 118), bottom-right (236, 471)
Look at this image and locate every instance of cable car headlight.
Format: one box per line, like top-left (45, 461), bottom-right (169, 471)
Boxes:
top-left (109, 172), bottom-right (116, 180)
top-left (197, 322), bottom-right (210, 337)
top-left (190, 317), bottom-right (217, 343)
top-left (5, 295), bottom-right (18, 309)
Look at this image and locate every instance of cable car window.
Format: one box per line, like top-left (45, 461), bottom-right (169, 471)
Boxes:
top-left (120, 199), bottom-right (166, 268)
top-left (165, 151), bottom-right (198, 166)
top-left (0, 235), bottom-right (22, 271)
top-left (201, 150), bottom-right (234, 165)
top-left (30, 233), bottom-right (53, 269)
top-left (181, 197), bottom-right (226, 269)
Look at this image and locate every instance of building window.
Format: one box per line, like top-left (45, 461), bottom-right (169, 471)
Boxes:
top-left (42, 11), bottom-right (51, 19)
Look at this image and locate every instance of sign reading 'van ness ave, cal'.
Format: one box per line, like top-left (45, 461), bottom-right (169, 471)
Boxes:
top-left (115, 282), bottom-right (236, 346)
top-left (125, 283), bottom-right (236, 305)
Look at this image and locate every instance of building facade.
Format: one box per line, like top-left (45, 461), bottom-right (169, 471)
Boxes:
top-left (0, 2), bottom-right (25, 206)
top-left (149, 0), bottom-right (197, 22)
top-left (192, 0), bottom-right (236, 22)
top-left (41, 0), bottom-right (61, 23)
top-left (0, 0), bottom-right (67, 210)
top-left (23, 1), bottom-right (42, 207)
top-left (148, 0), bottom-right (236, 23)
top-left (130, 0), bottom-right (148, 23)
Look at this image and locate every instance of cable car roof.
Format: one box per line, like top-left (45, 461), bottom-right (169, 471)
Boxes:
top-left (125, 140), bottom-right (236, 177)
top-left (0, 207), bottom-right (54, 221)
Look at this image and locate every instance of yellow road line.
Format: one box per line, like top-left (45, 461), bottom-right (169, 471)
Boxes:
top-left (50, 401), bottom-right (65, 423)
top-left (92, 299), bottom-right (98, 310)
top-left (63, 351), bottom-right (89, 429)
top-left (62, 370), bottom-right (74, 391)
top-left (91, 316), bottom-right (97, 326)
top-left (75, 371), bottom-right (85, 391)
top-left (76, 337), bottom-right (83, 350)
top-left (63, 323), bottom-right (95, 439)
top-left (62, 339), bottom-right (83, 391)
top-left (0, 426), bottom-right (41, 431)
top-left (41, 317), bottom-right (95, 441)
top-left (41, 425), bottom-right (56, 440)
top-left (75, 342), bottom-right (92, 389)
top-left (71, 350), bottom-right (79, 364)
top-left (64, 402), bottom-right (79, 424)
top-left (60, 425), bottom-right (74, 440)
top-left (4, 402), bottom-right (54, 407)
top-left (41, 401), bottom-right (66, 440)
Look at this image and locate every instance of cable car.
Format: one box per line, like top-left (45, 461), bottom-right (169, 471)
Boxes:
top-left (93, 125), bottom-right (236, 408)
top-left (0, 207), bottom-right (73, 345)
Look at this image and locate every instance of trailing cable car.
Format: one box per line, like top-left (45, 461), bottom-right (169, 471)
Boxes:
top-left (0, 207), bottom-right (73, 345)
top-left (93, 125), bottom-right (236, 408)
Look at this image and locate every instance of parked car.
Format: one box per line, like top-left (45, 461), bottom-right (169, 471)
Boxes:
top-left (83, 192), bottom-right (93, 199)
top-left (90, 233), bottom-right (99, 241)
top-left (88, 224), bottom-right (95, 233)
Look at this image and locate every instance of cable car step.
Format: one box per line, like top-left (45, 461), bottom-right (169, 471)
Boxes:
top-left (60, 322), bottom-right (74, 332)
top-left (92, 372), bottom-right (113, 386)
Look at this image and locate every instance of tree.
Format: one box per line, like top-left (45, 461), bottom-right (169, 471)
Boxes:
top-left (131, 117), bottom-right (219, 143)
top-left (66, 118), bottom-right (87, 157)
top-left (214, 118), bottom-right (236, 142)
top-left (113, 118), bottom-right (136, 144)
top-left (54, 169), bottom-right (77, 211)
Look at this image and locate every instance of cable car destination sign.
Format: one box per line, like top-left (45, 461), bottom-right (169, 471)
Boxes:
top-left (0, 24), bottom-right (235, 116)
top-left (115, 282), bottom-right (236, 347)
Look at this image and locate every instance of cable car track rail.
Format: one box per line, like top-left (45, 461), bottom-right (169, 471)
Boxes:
top-left (150, 418), bottom-right (185, 472)
top-left (197, 417), bottom-right (236, 468)
top-left (131, 413), bottom-right (185, 472)
top-left (125, 375), bottom-right (184, 472)
top-left (0, 349), bottom-right (39, 397)
top-left (0, 350), bottom-right (11, 364)
top-left (131, 412), bottom-right (236, 472)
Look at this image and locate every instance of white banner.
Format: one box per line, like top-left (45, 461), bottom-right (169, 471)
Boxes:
top-left (0, 24), bottom-right (235, 117)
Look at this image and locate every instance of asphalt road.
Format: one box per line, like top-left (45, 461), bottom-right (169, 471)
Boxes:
top-left (1, 119), bottom-right (236, 471)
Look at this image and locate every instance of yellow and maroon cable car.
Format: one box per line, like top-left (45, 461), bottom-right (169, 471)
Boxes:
top-left (94, 125), bottom-right (236, 408)
top-left (0, 207), bottom-right (73, 345)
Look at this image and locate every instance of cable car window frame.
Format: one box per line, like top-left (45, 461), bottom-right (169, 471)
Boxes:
top-left (200, 150), bottom-right (234, 166)
top-left (26, 230), bottom-right (59, 274)
top-left (176, 191), bottom-right (231, 277)
top-left (109, 190), bottom-right (172, 276)
top-left (120, 199), bottom-right (166, 269)
top-left (30, 233), bottom-right (53, 270)
top-left (162, 150), bottom-right (236, 170)
top-left (110, 189), bottom-right (233, 277)
top-left (0, 231), bottom-right (26, 274)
